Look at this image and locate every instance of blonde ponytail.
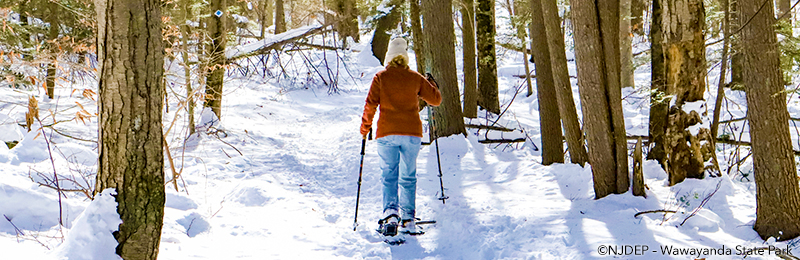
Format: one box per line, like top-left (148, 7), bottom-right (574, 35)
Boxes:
top-left (387, 55), bottom-right (409, 69)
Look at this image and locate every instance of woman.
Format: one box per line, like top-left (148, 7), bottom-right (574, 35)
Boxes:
top-left (360, 38), bottom-right (441, 236)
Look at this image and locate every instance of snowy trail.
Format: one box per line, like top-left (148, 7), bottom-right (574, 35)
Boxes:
top-left (4, 43), bottom-right (800, 259)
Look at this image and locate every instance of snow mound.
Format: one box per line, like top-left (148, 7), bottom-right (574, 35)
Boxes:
top-left (176, 212), bottom-right (210, 237)
top-left (52, 188), bottom-right (122, 260)
top-left (165, 192), bottom-right (198, 211)
top-left (0, 183), bottom-right (84, 232)
top-left (195, 107), bottom-right (221, 134)
top-left (0, 114), bottom-right (23, 142)
top-left (0, 139), bottom-right (10, 163)
top-left (9, 122), bottom-right (49, 164)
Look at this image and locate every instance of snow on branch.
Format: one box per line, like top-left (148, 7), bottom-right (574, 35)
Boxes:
top-left (226, 23), bottom-right (333, 61)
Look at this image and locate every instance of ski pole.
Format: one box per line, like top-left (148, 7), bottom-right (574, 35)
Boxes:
top-left (428, 105), bottom-right (449, 204)
top-left (354, 128), bottom-right (371, 231)
top-left (425, 73), bottom-right (448, 204)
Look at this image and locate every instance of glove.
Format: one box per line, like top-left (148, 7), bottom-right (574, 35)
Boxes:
top-left (361, 127), bottom-right (372, 140)
top-left (425, 73), bottom-right (438, 87)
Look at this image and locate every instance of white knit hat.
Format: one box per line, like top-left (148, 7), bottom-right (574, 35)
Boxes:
top-left (385, 38), bottom-right (409, 63)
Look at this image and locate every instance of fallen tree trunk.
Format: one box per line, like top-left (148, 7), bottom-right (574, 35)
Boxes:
top-left (226, 23), bottom-right (334, 62)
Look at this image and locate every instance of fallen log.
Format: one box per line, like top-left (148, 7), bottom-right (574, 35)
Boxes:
top-left (226, 23), bottom-right (334, 62)
top-left (478, 138), bottom-right (526, 144)
top-left (464, 124), bottom-right (516, 132)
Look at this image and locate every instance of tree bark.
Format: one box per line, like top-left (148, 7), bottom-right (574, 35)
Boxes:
top-left (540, 0), bottom-right (588, 165)
top-left (529, 0), bottom-right (564, 165)
top-left (662, 0), bottom-right (710, 185)
top-left (710, 0), bottom-right (732, 173)
top-left (462, 0), bottom-right (478, 118)
top-left (633, 137), bottom-right (646, 197)
top-left (205, 0), bottom-right (227, 120)
top-left (740, 0), bottom-right (800, 241)
top-left (45, 1), bottom-right (60, 99)
top-left (730, 0), bottom-right (743, 85)
top-left (182, 0), bottom-right (195, 135)
top-left (95, 0), bottom-right (165, 257)
top-left (572, 0), bottom-right (630, 199)
top-left (648, 0), bottom-right (668, 167)
top-left (476, 0), bottom-right (500, 114)
top-left (599, 0), bottom-right (630, 194)
top-left (422, 0), bottom-right (466, 138)
top-left (264, 0), bottom-right (274, 33)
top-left (371, 0), bottom-right (403, 65)
top-left (620, 0), bottom-right (635, 89)
top-left (328, 0), bottom-right (359, 46)
top-left (275, 0), bottom-right (286, 34)
top-left (410, 0), bottom-right (427, 73)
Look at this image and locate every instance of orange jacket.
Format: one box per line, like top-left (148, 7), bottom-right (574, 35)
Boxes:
top-left (360, 67), bottom-right (442, 139)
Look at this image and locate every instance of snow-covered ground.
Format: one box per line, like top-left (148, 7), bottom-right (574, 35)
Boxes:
top-left (3, 12), bottom-right (800, 260)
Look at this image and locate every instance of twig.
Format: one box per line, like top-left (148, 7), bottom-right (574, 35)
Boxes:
top-left (209, 127), bottom-right (243, 156)
top-left (47, 126), bottom-right (95, 143)
top-left (634, 209), bottom-right (678, 218)
top-left (35, 118), bottom-right (64, 227)
top-left (679, 178), bottom-right (724, 226)
top-left (4, 214), bottom-right (25, 236)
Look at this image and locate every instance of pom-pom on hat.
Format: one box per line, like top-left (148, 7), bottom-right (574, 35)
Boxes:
top-left (385, 38), bottom-right (409, 63)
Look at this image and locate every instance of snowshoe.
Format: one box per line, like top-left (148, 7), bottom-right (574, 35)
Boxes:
top-left (399, 219), bottom-right (424, 236)
top-left (377, 213), bottom-right (400, 237)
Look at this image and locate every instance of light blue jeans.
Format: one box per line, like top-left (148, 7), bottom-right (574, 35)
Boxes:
top-left (377, 135), bottom-right (421, 220)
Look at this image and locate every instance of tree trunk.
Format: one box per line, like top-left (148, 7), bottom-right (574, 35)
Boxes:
top-left (633, 137), bottom-right (646, 197)
top-left (329, 0), bottom-right (359, 45)
top-left (620, 0), bottom-right (634, 89)
top-left (571, 0), bottom-right (630, 199)
top-left (710, 0), bottom-right (731, 174)
top-left (631, 0), bottom-right (646, 35)
top-left (95, 0), bottom-right (165, 257)
top-left (410, 0), bottom-right (426, 73)
top-left (778, 0), bottom-right (790, 17)
top-left (662, 0), bottom-right (710, 185)
top-left (45, 2), bottom-right (60, 99)
top-left (731, 0), bottom-right (743, 85)
top-left (182, 0), bottom-right (195, 135)
top-left (275, 0), bottom-right (286, 34)
top-left (476, 0), bottom-right (500, 114)
top-left (540, 0), bottom-right (588, 165)
top-left (462, 0), bottom-right (478, 118)
top-left (530, 0), bottom-right (564, 165)
top-left (422, 0), bottom-right (466, 138)
top-left (741, 0), bottom-right (800, 241)
top-left (260, 0), bottom-right (274, 38)
top-left (205, 0), bottom-right (227, 120)
top-left (371, 0), bottom-right (403, 65)
top-left (598, 0), bottom-right (630, 193)
top-left (648, 0), bottom-right (668, 166)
